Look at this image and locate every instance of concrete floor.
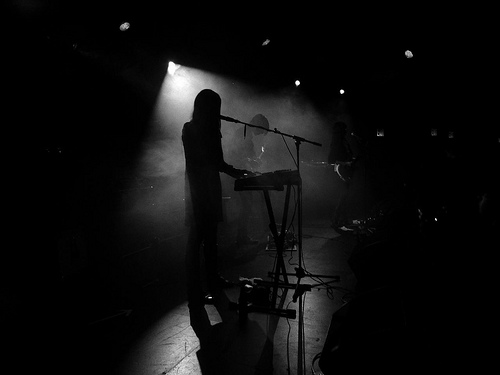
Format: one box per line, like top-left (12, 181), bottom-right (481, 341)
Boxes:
top-left (109, 219), bottom-right (358, 375)
top-left (4, 167), bottom-right (496, 375)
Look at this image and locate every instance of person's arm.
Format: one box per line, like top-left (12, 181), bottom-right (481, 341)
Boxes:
top-left (215, 133), bottom-right (251, 178)
top-left (219, 160), bottom-right (250, 178)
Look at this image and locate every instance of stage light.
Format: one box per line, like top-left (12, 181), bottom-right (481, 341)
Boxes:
top-left (405, 50), bottom-right (413, 58)
top-left (168, 61), bottom-right (180, 75)
top-left (295, 80), bottom-right (300, 87)
top-left (339, 89), bottom-right (345, 95)
top-left (119, 22), bottom-right (130, 31)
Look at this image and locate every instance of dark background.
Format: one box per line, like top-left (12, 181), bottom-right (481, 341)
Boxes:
top-left (4, 0), bottom-right (497, 338)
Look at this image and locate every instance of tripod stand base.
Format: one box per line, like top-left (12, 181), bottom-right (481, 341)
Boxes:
top-left (265, 227), bottom-right (297, 251)
top-left (229, 279), bottom-right (296, 321)
top-left (229, 301), bottom-right (296, 320)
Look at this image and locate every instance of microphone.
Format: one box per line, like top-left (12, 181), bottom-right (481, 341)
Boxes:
top-left (220, 115), bottom-right (239, 123)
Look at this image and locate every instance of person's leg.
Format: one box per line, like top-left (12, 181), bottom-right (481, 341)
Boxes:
top-left (203, 222), bottom-right (232, 293)
top-left (333, 180), bottom-right (350, 227)
top-left (186, 224), bottom-right (212, 340)
top-left (185, 224), bottom-right (204, 308)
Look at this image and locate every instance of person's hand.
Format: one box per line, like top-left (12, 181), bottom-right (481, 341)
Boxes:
top-left (238, 169), bottom-right (255, 178)
top-left (228, 168), bottom-right (248, 179)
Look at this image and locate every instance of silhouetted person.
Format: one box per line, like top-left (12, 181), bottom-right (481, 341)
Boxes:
top-left (235, 114), bottom-right (269, 245)
top-left (328, 121), bottom-right (355, 232)
top-left (182, 89), bottom-right (249, 308)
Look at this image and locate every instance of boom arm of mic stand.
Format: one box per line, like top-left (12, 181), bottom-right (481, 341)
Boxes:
top-left (292, 135), bottom-right (322, 147)
top-left (225, 118), bottom-right (323, 148)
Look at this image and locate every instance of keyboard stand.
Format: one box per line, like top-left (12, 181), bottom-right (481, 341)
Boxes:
top-left (224, 113), bottom-right (329, 375)
top-left (262, 184), bottom-right (292, 308)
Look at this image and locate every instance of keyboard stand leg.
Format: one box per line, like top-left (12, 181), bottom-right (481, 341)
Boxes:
top-left (262, 186), bottom-right (292, 309)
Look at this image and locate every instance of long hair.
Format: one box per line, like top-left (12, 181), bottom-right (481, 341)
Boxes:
top-left (249, 113), bottom-right (270, 135)
top-left (191, 89), bottom-right (221, 130)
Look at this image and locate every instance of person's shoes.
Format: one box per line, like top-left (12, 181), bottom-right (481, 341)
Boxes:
top-left (333, 225), bottom-right (354, 235)
top-left (204, 293), bottom-right (215, 305)
top-left (338, 225), bottom-right (354, 232)
top-left (188, 293), bottom-right (214, 308)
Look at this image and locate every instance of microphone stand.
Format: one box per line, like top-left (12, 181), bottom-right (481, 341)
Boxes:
top-left (223, 116), bottom-right (340, 375)
top-left (222, 116), bottom-right (321, 276)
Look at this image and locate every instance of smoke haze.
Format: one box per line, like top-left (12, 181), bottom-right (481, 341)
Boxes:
top-left (119, 65), bottom-right (344, 242)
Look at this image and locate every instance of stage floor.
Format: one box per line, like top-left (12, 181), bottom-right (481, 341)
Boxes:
top-left (4, 211), bottom-right (493, 374)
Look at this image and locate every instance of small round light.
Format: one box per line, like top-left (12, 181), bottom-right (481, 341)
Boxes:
top-left (168, 61), bottom-right (180, 75)
top-left (119, 22), bottom-right (130, 32)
